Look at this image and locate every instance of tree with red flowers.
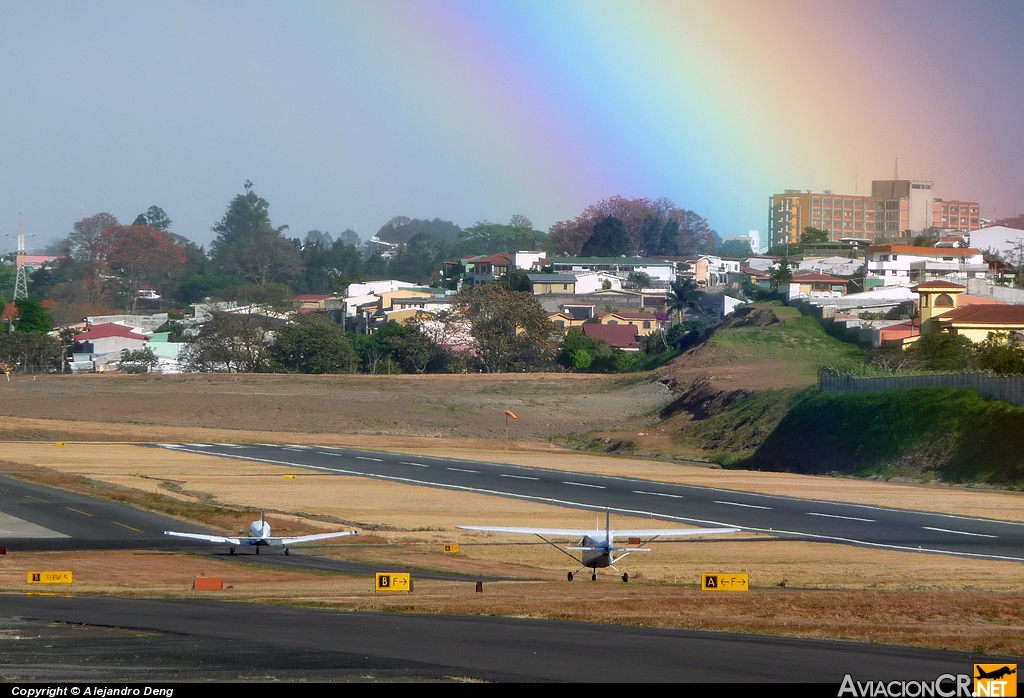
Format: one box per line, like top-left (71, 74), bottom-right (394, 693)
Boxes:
top-left (549, 195), bottom-right (717, 257)
top-left (99, 225), bottom-right (187, 312)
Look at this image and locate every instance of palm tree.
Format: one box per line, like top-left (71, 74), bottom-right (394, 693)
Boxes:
top-left (770, 259), bottom-right (794, 289)
top-left (667, 277), bottom-right (703, 322)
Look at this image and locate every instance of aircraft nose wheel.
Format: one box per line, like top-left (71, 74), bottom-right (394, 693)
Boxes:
top-left (622, 573), bottom-right (629, 583)
top-left (567, 572), bottom-right (574, 581)
top-left (591, 572), bottom-right (597, 581)
top-left (229, 547), bottom-right (235, 555)
top-left (284, 548), bottom-right (289, 556)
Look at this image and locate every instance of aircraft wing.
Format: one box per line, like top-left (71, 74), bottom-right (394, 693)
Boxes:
top-left (274, 530), bottom-right (359, 546)
top-left (609, 527), bottom-right (741, 538)
top-left (163, 530), bottom-right (243, 545)
top-left (458, 526), bottom-right (605, 537)
top-left (458, 526), bottom-right (741, 539)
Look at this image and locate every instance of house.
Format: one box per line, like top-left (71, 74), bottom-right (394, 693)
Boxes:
top-left (881, 281), bottom-right (1018, 347)
top-left (528, 274), bottom-right (577, 295)
top-left (573, 270), bottom-right (623, 294)
top-left (968, 225), bottom-right (1024, 259)
top-left (550, 257), bottom-right (675, 285)
top-left (548, 312), bottom-right (574, 330)
top-left (581, 323), bottom-right (640, 351)
top-left (694, 256), bottom-right (741, 288)
top-left (376, 287), bottom-right (441, 311)
top-left (783, 272), bottom-right (850, 300)
top-left (74, 323), bottom-right (152, 356)
top-left (442, 252), bottom-right (513, 286)
top-left (293, 294), bottom-right (335, 313)
top-left (866, 245), bottom-right (986, 286)
top-left (596, 311), bottom-right (661, 336)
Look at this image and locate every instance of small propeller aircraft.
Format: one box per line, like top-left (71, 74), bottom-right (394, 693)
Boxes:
top-left (163, 510), bottom-right (358, 556)
top-left (459, 510), bottom-right (740, 582)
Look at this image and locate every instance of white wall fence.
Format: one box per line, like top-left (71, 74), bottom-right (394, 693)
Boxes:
top-left (819, 371), bottom-right (1024, 406)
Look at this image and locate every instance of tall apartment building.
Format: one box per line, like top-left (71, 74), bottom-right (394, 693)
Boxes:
top-left (933, 200), bottom-right (981, 233)
top-left (770, 179), bottom-right (981, 247)
top-left (769, 190), bottom-right (875, 246)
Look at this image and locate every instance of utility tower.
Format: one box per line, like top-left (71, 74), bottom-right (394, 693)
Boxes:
top-left (13, 213), bottom-right (29, 301)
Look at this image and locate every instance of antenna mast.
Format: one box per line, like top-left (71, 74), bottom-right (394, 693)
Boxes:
top-left (13, 213), bottom-right (29, 301)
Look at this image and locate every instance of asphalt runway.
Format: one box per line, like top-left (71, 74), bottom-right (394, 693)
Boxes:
top-left (159, 442), bottom-right (1024, 562)
top-left (0, 473), bottom-right (494, 581)
top-left (4, 594), bottom-right (1019, 682)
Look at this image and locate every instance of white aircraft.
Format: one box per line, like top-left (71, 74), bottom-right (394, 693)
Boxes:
top-left (459, 511), bottom-right (740, 582)
top-left (163, 510), bottom-right (358, 556)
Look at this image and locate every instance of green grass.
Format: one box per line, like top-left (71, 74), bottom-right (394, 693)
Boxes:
top-left (676, 387), bottom-right (810, 459)
top-left (707, 304), bottom-right (868, 376)
top-left (738, 387), bottom-right (1024, 486)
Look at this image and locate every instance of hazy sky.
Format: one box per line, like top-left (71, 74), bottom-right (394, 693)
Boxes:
top-left (2, 0), bottom-right (1022, 252)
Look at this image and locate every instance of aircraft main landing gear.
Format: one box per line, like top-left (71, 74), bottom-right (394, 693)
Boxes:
top-left (621, 572), bottom-right (629, 583)
top-left (229, 546), bottom-right (235, 555)
top-left (567, 572), bottom-right (574, 581)
top-left (591, 572), bottom-right (597, 581)
top-left (255, 546), bottom-right (260, 555)
top-left (284, 548), bottom-right (289, 556)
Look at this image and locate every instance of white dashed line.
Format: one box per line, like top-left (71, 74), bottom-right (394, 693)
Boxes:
top-left (317, 452), bottom-right (345, 457)
top-left (500, 474), bottom-right (539, 481)
top-left (448, 467), bottom-right (480, 473)
top-left (401, 462), bottom-right (431, 468)
top-left (633, 490), bottom-right (683, 498)
top-left (357, 456), bottom-right (384, 462)
top-left (923, 526), bottom-right (997, 538)
top-left (563, 481), bottom-right (605, 489)
top-left (807, 512), bottom-right (875, 523)
top-left (714, 500), bottom-right (771, 510)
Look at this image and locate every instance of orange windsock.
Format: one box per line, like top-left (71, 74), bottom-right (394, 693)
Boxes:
top-left (504, 410), bottom-right (518, 420)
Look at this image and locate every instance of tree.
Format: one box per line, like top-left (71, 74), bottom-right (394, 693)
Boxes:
top-left (99, 225), bottom-right (187, 312)
top-left (180, 312), bottom-right (276, 373)
top-left (912, 227), bottom-right (940, 247)
top-left (556, 327), bottom-right (612, 369)
top-left (801, 226), bottom-right (829, 245)
top-left (666, 277), bottom-right (702, 321)
top-left (581, 216), bottom-right (631, 257)
top-left (454, 285), bottom-right (555, 372)
top-left (222, 227), bottom-right (303, 286)
top-left (770, 259), bottom-right (794, 289)
top-left (132, 206), bottom-right (172, 232)
top-left (271, 313), bottom-right (358, 374)
top-left (211, 181), bottom-right (275, 256)
top-left (13, 298), bottom-right (53, 333)
top-left (0, 331), bottom-right (61, 373)
top-left (117, 347), bottom-right (159, 374)
top-left (549, 195), bottom-right (717, 256)
top-left (376, 216), bottom-right (461, 244)
top-left (626, 271), bottom-right (652, 289)
top-left (719, 239), bottom-right (753, 257)
top-left (459, 220), bottom-right (549, 255)
top-left (67, 212), bottom-right (119, 265)
top-left (977, 332), bottom-right (1024, 375)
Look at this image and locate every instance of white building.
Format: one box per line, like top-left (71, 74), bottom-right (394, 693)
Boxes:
top-left (968, 226), bottom-right (1024, 259)
top-left (346, 280), bottom-right (417, 297)
top-left (866, 245), bottom-right (986, 286)
top-left (573, 271), bottom-right (623, 294)
top-left (550, 257), bottom-right (675, 284)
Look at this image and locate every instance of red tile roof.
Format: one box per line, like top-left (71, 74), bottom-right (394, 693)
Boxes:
top-left (75, 323), bottom-right (149, 342)
top-left (910, 280), bottom-right (966, 291)
top-left (792, 272), bottom-right (848, 283)
top-left (939, 305), bottom-right (1024, 326)
top-left (470, 252), bottom-right (512, 265)
top-left (582, 323), bottom-right (640, 349)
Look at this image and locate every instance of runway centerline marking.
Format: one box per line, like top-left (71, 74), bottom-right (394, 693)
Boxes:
top-left (448, 467), bottom-right (480, 473)
top-left (634, 490), bottom-right (682, 499)
top-left (401, 462), bottom-right (431, 468)
top-left (923, 526), bottom-right (997, 538)
top-left (317, 452), bottom-right (345, 457)
top-left (356, 457), bottom-right (384, 462)
top-left (563, 481), bottom-right (605, 489)
top-left (714, 500), bottom-right (771, 510)
top-left (501, 474), bottom-right (539, 481)
top-left (162, 445), bottom-right (1024, 563)
top-left (65, 507), bottom-right (93, 517)
top-left (24, 496), bottom-right (50, 503)
top-left (807, 512), bottom-right (876, 523)
top-left (112, 521), bottom-right (144, 533)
